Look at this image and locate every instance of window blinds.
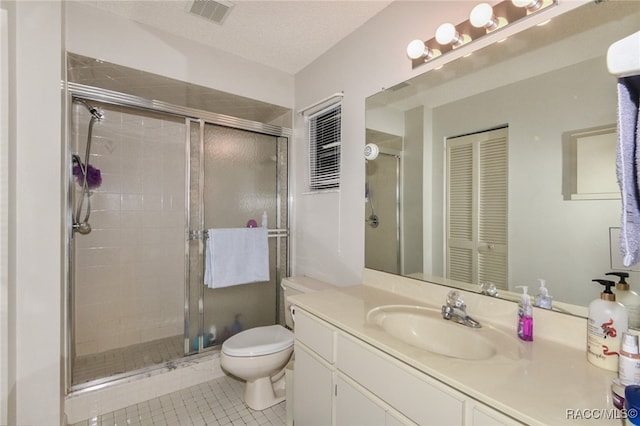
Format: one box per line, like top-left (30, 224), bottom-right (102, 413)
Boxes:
top-left (308, 102), bottom-right (341, 191)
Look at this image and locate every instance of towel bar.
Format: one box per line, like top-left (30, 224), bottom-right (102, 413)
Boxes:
top-left (188, 228), bottom-right (289, 241)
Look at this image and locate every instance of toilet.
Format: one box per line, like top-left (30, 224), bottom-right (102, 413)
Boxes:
top-left (220, 276), bottom-right (334, 410)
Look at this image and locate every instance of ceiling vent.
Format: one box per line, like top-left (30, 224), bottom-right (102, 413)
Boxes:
top-left (188, 0), bottom-right (234, 25)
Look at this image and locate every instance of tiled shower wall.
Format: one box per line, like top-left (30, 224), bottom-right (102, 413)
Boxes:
top-left (72, 103), bottom-right (185, 357)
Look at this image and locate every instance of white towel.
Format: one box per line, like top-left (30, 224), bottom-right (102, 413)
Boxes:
top-left (204, 227), bottom-right (269, 289)
top-left (616, 75), bottom-right (640, 267)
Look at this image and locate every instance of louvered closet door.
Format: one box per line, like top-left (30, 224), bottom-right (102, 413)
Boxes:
top-left (446, 127), bottom-right (508, 289)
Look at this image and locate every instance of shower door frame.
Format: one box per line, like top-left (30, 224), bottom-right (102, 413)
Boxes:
top-left (65, 82), bottom-right (291, 394)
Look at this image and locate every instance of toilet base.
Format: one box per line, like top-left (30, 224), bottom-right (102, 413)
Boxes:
top-left (245, 372), bottom-right (286, 411)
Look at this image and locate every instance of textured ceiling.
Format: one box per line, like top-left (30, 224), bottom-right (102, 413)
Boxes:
top-left (74, 0), bottom-right (394, 75)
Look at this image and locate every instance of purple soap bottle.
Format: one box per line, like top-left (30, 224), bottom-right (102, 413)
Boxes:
top-left (516, 286), bottom-right (534, 341)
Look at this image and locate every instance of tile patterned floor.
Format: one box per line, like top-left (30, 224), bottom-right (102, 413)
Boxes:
top-left (73, 335), bottom-right (185, 385)
top-left (70, 375), bottom-right (287, 426)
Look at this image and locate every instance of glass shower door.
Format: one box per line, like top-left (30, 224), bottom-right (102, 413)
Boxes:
top-left (70, 101), bottom-right (187, 387)
top-left (188, 121), bottom-right (287, 352)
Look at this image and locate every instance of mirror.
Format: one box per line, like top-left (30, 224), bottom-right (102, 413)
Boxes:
top-left (365, 1), bottom-right (640, 317)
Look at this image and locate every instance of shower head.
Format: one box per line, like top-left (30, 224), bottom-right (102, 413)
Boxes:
top-left (73, 221), bottom-right (92, 235)
top-left (75, 98), bottom-right (104, 120)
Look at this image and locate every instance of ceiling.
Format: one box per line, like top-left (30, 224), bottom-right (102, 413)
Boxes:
top-left (74, 0), bottom-right (394, 75)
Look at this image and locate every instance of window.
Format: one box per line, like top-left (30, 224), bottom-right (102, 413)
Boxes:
top-left (308, 102), bottom-right (341, 191)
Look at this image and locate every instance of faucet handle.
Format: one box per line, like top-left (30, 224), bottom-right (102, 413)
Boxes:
top-left (445, 290), bottom-right (465, 309)
top-left (480, 282), bottom-right (499, 297)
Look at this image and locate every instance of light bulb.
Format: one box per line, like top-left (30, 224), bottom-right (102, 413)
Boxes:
top-left (406, 39), bottom-right (440, 61)
top-left (406, 40), bottom-right (426, 59)
top-left (470, 3), bottom-right (498, 30)
top-left (512, 0), bottom-right (542, 11)
top-left (435, 23), bottom-right (458, 45)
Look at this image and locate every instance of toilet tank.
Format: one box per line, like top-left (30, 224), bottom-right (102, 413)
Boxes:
top-left (281, 276), bottom-right (334, 328)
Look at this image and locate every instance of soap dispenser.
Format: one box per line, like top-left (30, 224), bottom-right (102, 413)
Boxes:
top-left (534, 278), bottom-right (553, 310)
top-left (587, 279), bottom-right (629, 371)
top-left (607, 272), bottom-right (640, 329)
top-left (516, 286), bottom-right (533, 341)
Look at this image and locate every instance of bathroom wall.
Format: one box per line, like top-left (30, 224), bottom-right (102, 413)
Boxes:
top-left (72, 104), bottom-right (185, 356)
top-left (4, 1), bottom-right (64, 424)
top-left (1, 7), bottom-right (8, 426)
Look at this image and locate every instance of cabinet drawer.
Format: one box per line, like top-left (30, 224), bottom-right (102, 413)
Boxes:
top-left (295, 309), bottom-right (336, 363)
top-left (337, 333), bottom-right (465, 425)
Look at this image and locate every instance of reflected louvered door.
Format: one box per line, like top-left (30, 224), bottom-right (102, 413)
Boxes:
top-left (446, 127), bottom-right (508, 289)
top-left (447, 142), bottom-right (474, 284)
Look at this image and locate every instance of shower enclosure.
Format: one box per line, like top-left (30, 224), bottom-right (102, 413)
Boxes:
top-left (67, 87), bottom-right (289, 391)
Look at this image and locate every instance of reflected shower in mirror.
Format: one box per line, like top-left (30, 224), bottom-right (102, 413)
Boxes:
top-left (365, 0), bottom-right (640, 317)
top-left (365, 130), bottom-right (402, 274)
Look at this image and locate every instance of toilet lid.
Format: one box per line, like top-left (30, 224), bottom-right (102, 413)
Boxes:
top-left (222, 325), bottom-right (294, 357)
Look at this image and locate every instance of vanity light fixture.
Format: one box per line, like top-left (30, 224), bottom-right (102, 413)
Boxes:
top-left (407, 0), bottom-right (557, 69)
top-left (406, 39), bottom-right (441, 60)
top-left (435, 22), bottom-right (470, 48)
top-left (470, 3), bottom-right (507, 32)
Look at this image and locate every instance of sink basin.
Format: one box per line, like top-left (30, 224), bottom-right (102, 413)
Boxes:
top-left (366, 305), bottom-right (522, 360)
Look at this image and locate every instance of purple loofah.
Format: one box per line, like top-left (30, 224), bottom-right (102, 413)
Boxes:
top-left (73, 163), bottom-right (102, 189)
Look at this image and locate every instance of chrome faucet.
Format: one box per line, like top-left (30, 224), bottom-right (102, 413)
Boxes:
top-left (441, 290), bottom-right (481, 328)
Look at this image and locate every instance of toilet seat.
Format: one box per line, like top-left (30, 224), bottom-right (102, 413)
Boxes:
top-left (222, 325), bottom-right (293, 357)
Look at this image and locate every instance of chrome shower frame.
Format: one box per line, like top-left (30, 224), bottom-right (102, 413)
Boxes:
top-left (64, 82), bottom-right (292, 395)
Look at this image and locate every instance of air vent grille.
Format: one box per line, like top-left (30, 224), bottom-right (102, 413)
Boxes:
top-left (189, 0), bottom-right (234, 25)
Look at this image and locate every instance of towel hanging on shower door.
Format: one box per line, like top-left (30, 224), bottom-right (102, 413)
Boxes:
top-left (204, 227), bottom-right (269, 289)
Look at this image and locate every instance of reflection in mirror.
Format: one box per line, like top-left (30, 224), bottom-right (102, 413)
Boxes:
top-left (365, 130), bottom-right (401, 274)
top-left (365, 1), bottom-right (640, 319)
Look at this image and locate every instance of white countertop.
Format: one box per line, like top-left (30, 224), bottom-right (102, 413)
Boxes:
top-left (289, 282), bottom-right (620, 425)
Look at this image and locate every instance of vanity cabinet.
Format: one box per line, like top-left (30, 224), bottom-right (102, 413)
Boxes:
top-left (293, 308), bottom-right (522, 426)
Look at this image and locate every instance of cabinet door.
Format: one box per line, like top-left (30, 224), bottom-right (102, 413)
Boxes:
top-left (293, 342), bottom-right (333, 426)
top-left (386, 411), bottom-right (413, 426)
top-left (468, 401), bottom-right (523, 425)
top-left (335, 375), bottom-right (386, 426)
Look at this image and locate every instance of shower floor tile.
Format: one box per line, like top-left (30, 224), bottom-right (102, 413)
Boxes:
top-left (70, 375), bottom-right (287, 426)
top-left (73, 335), bottom-right (184, 385)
